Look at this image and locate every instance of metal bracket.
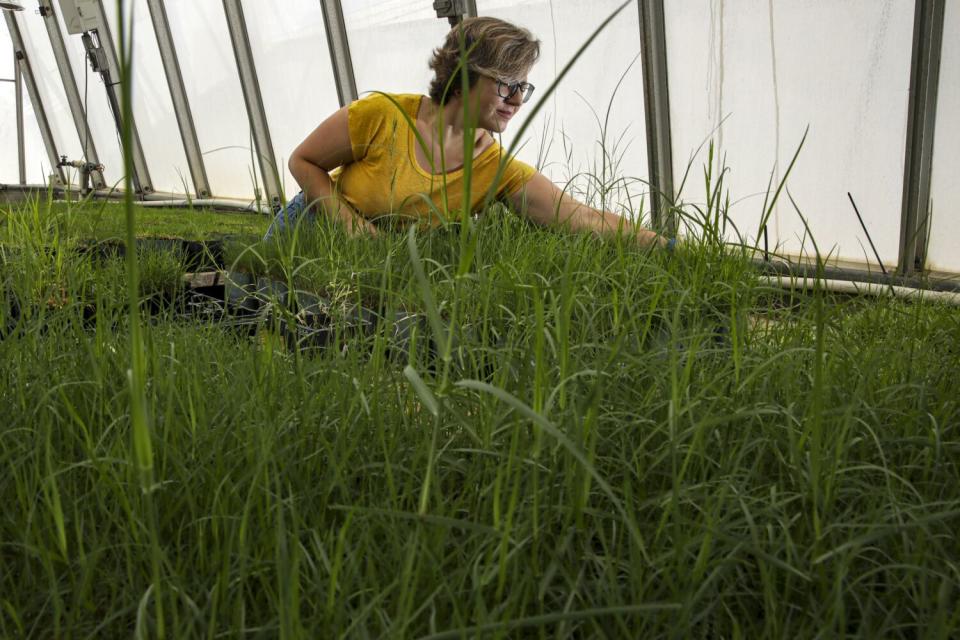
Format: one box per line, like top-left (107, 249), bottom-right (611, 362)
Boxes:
top-left (433, 0), bottom-right (476, 27)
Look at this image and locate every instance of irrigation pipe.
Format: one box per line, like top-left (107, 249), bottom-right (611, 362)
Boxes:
top-left (752, 258), bottom-right (960, 294)
top-left (2, 184), bottom-right (273, 214)
top-left (138, 198), bottom-right (271, 214)
top-left (760, 275), bottom-right (960, 306)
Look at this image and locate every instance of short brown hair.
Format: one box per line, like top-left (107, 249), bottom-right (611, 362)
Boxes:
top-left (428, 17), bottom-right (540, 105)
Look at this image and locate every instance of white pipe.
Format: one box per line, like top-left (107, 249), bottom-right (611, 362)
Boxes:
top-left (760, 276), bottom-right (960, 306)
top-left (138, 198), bottom-right (271, 214)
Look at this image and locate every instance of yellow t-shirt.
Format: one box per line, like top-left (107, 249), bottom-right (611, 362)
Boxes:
top-left (334, 92), bottom-right (536, 227)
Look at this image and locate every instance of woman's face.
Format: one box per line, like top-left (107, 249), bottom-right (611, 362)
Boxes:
top-left (468, 71), bottom-right (532, 133)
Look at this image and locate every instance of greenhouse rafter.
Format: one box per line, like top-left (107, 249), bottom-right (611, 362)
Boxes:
top-left (222, 0), bottom-right (280, 208)
top-left (145, 0), bottom-right (210, 198)
top-left (93, 0), bottom-right (152, 193)
top-left (899, 0), bottom-right (945, 276)
top-left (37, 0), bottom-right (105, 189)
top-left (3, 7), bottom-right (65, 185)
top-left (320, 0), bottom-right (358, 107)
top-left (637, 0), bottom-right (673, 234)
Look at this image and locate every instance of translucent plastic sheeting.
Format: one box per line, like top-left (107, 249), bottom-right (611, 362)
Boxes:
top-left (1, 27), bottom-right (17, 182)
top-left (159, 0), bottom-right (263, 200)
top-left (13, 11), bottom-right (84, 185)
top-left (665, 0), bottom-right (914, 267)
top-left (101, 2), bottom-right (192, 195)
top-left (0, 82), bottom-right (18, 182)
top-left (0, 29), bottom-right (11, 78)
top-left (927, 1), bottom-right (960, 274)
top-left (0, 85), bottom-right (47, 185)
top-left (476, 0), bottom-right (650, 218)
top-left (50, 5), bottom-right (123, 190)
top-left (21, 89), bottom-right (48, 184)
top-left (240, 0), bottom-right (340, 201)
top-left (342, 2), bottom-right (450, 100)
top-left (0, 23), bottom-right (47, 185)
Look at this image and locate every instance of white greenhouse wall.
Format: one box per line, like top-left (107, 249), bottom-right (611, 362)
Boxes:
top-left (0, 25), bottom-right (17, 183)
top-left (478, 0), bottom-right (651, 216)
top-left (48, 5), bottom-right (123, 190)
top-left (18, 96), bottom-right (48, 185)
top-left (342, 1), bottom-right (449, 98)
top-left (102, 1), bottom-right (193, 196)
top-left (156, 0), bottom-right (263, 200)
top-left (0, 21), bottom-right (47, 185)
top-left (665, 0), bottom-right (914, 268)
top-left (13, 11), bottom-right (85, 185)
top-left (927, 0), bottom-right (960, 274)
top-left (240, 0), bottom-right (340, 201)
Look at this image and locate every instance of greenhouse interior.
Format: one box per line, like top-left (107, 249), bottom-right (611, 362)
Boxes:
top-left (1, 0), bottom-right (958, 637)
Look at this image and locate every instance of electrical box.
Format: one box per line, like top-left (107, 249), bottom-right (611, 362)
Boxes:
top-left (58, 0), bottom-right (99, 35)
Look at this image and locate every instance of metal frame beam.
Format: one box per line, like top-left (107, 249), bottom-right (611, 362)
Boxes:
top-left (91, 0), bottom-right (153, 193)
top-left (14, 48), bottom-right (25, 183)
top-left (637, 0), bottom-right (675, 234)
top-left (222, 0), bottom-right (281, 208)
top-left (898, 0), bottom-right (945, 275)
top-left (4, 11), bottom-right (66, 185)
top-left (145, 0), bottom-right (211, 198)
top-left (319, 0), bottom-right (358, 107)
top-left (37, 0), bottom-right (105, 188)
top-left (757, 259), bottom-right (960, 295)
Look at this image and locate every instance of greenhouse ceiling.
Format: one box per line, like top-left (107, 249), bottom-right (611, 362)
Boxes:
top-left (1, 0), bottom-right (957, 277)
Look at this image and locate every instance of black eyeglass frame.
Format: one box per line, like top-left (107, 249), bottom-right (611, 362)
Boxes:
top-left (485, 75), bottom-right (535, 103)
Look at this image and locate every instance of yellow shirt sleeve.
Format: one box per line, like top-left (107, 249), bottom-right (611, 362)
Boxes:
top-left (347, 93), bottom-right (390, 160)
top-left (494, 153), bottom-right (537, 198)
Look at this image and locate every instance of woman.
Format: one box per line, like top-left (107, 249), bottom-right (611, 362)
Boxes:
top-left (265, 16), bottom-right (667, 248)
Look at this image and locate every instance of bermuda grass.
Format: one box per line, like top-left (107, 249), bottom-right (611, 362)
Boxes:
top-left (1, 198), bottom-right (958, 638)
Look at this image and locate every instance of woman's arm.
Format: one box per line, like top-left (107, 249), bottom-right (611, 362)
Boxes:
top-left (289, 106), bottom-right (377, 236)
top-left (507, 172), bottom-right (667, 248)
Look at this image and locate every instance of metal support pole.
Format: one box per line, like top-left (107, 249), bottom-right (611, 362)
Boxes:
top-left (222, 0), bottom-right (281, 208)
top-left (4, 11), bottom-right (65, 184)
top-left (91, 0), bottom-right (153, 194)
top-left (146, 0), bottom-right (211, 198)
top-left (637, 0), bottom-right (675, 234)
top-left (14, 48), bottom-right (25, 183)
top-left (319, 0), bottom-right (358, 107)
top-left (897, 0), bottom-right (945, 275)
top-left (37, 0), bottom-right (105, 187)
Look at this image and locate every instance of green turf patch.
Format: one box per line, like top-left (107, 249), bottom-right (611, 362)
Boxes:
top-left (1, 198), bottom-right (958, 639)
top-left (0, 198), bottom-right (270, 244)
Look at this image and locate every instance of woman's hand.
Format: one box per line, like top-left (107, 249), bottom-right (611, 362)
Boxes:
top-left (508, 172), bottom-right (668, 248)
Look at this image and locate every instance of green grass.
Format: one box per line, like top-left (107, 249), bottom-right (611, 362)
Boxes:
top-left (1, 197), bottom-right (958, 638)
top-left (2, 3), bottom-right (957, 636)
top-left (0, 197), bottom-right (269, 245)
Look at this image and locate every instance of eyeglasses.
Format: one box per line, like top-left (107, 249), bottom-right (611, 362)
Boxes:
top-left (492, 77), bottom-right (535, 103)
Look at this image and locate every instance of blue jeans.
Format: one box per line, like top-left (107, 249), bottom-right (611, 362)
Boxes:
top-left (263, 191), bottom-right (315, 240)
